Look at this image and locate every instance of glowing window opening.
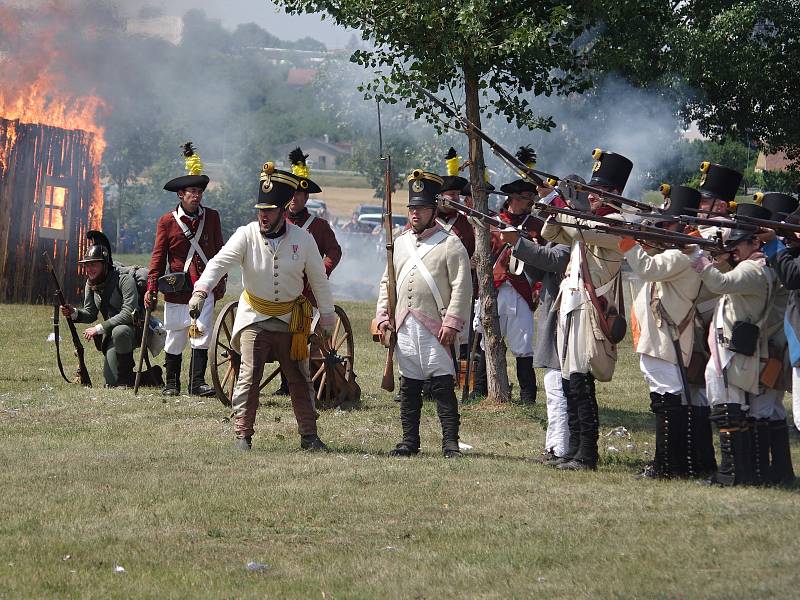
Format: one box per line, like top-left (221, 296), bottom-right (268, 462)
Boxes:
top-left (40, 184), bottom-right (70, 240)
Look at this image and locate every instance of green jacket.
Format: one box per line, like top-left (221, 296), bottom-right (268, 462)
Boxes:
top-left (75, 268), bottom-right (138, 332)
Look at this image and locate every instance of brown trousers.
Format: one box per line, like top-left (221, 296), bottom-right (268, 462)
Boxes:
top-left (232, 322), bottom-right (317, 438)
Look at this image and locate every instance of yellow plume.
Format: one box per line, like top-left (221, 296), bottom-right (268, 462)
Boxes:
top-left (185, 153), bottom-right (203, 176)
top-left (292, 162), bottom-right (310, 179)
top-left (445, 147), bottom-right (461, 176)
top-left (729, 200), bottom-right (738, 212)
top-left (483, 168), bottom-right (490, 183)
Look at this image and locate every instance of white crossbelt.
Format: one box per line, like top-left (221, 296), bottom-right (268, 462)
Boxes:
top-left (300, 215), bottom-right (315, 231)
top-left (397, 230), bottom-right (449, 316)
top-left (171, 210), bottom-right (208, 269)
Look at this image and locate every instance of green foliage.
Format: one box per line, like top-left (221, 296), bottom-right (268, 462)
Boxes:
top-left (756, 169), bottom-right (800, 194)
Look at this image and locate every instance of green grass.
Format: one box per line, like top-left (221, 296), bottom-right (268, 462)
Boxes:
top-left (1, 300), bottom-right (799, 599)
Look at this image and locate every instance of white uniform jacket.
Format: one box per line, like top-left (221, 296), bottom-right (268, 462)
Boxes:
top-left (376, 224), bottom-right (471, 337)
top-left (194, 221), bottom-right (334, 351)
top-left (700, 257), bottom-right (775, 393)
top-left (625, 245), bottom-right (701, 365)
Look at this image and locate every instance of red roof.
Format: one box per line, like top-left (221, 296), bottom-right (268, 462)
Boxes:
top-left (287, 68), bottom-right (316, 86)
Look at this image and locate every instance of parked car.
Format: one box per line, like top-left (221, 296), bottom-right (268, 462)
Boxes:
top-left (357, 213), bottom-right (408, 230)
top-left (306, 199), bottom-right (330, 219)
top-left (353, 204), bottom-right (383, 218)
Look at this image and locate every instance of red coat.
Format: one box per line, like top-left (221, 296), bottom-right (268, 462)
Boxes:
top-left (490, 209), bottom-right (544, 311)
top-left (439, 212), bottom-right (476, 258)
top-left (287, 208), bottom-right (342, 307)
top-left (147, 205), bottom-right (226, 304)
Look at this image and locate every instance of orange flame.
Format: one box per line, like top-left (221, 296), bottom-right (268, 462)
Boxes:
top-left (0, 2), bottom-right (107, 228)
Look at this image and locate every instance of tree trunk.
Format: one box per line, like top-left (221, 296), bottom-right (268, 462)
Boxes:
top-left (463, 68), bottom-right (511, 403)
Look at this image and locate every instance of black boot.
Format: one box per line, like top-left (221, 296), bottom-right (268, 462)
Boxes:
top-left (470, 346), bottom-right (488, 399)
top-left (750, 418), bottom-right (771, 486)
top-left (516, 356), bottom-right (537, 404)
top-left (559, 373), bottom-right (597, 470)
top-left (275, 371), bottom-right (290, 396)
top-left (188, 349), bottom-right (216, 397)
top-left (709, 404), bottom-right (754, 486)
top-left (431, 374), bottom-right (462, 458)
top-left (664, 393), bottom-right (688, 477)
top-left (161, 352), bottom-right (182, 396)
top-left (114, 352), bottom-right (135, 388)
top-left (768, 419), bottom-right (796, 486)
top-left (389, 377), bottom-right (424, 457)
top-left (556, 376), bottom-right (580, 465)
top-left (648, 392), bottom-right (670, 478)
top-left (690, 405), bottom-right (718, 477)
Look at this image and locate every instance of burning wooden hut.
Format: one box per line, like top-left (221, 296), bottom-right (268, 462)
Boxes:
top-left (0, 117), bottom-right (103, 303)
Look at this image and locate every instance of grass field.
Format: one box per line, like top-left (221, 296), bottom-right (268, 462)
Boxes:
top-left (1, 298), bottom-right (799, 599)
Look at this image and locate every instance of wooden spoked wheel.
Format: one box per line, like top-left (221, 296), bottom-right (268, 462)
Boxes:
top-left (309, 305), bottom-right (358, 410)
top-left (209, 301), bottom-right (358, 409)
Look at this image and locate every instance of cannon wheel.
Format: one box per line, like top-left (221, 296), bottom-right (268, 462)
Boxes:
top-left (209, 301), bottom-right (357, 409)
top-left (309, 305), bottom-right (358, 410)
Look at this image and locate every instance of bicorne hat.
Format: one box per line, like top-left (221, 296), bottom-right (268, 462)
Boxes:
top-left (164, 142), bottom-right (210, 192)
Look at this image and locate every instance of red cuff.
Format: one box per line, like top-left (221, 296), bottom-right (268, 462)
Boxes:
top-left (323, 258), bottom-right (334, 276)
top-left (442, 313), bottom-right (465, 331)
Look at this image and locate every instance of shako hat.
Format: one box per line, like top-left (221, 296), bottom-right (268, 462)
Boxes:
top-left (588, 148), bottom-right (633, 192)
top-left (164, 142), bottom-right (210, 192)
top-left (697, 162), bottom-right (742, 203)
top-left (660, 185), bottom-right (702, 217)
top-left (289, 147), bottom-right (322, 194)
top-left (79, 230), bottom-right (113, 265)
top-left (407, 170), bottom-right (443, 208)
top-left (440, 147), bottom-right (468, 193)
top-left (254, 162), bottom-right (300, 209)
top-left (755, 192), bottom-right (798, 218)
top-left (726, 202), bottom-right (771, 244)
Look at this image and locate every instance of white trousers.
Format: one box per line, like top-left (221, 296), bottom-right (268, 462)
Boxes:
top-left (396, 314), bottom-right (455, 380)
top-left (474, 283), bottom-right (534, 357)
top-left (163, 298), bottom-right (214, 353)
top-left (639, 354), bottom-right (683, 395)
top-left (705, 359), bottom-right (785, 419)
top-left (543, 369), bottom-right (569, 457)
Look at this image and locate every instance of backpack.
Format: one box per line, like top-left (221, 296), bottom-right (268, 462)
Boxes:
top-left (114, 262), bottom-right (149, 309)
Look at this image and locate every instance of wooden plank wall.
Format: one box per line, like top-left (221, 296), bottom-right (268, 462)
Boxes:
top-left (0, 118), bottom-right (95, 304)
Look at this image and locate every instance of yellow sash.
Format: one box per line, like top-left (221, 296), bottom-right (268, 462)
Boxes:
top-left (243, 290), bottom-right (312, 360)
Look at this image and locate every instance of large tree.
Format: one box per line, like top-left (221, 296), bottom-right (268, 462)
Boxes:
top-left (272, 0), bottom-right (658, 402)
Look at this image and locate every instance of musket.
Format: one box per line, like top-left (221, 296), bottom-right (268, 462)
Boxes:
top-left (378, 101), bottom-right (398, 392)
top-left (133, 304), bottom-right (152, 395)
top-left (412, 82), bottom-right (657, 213)
top-left (555, 219), bottom-right (725, 250)
top-left (51, 304), bottom-right (71, 384)
top-left (43, 252), bottom-right (92, 387)
top-left (733, 213), bottom-right (800, 236)
top-left (439, 197), bottom-right (535, 239)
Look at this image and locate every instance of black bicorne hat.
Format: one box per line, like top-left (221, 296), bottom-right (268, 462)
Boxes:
top-left (500, 179), bottom-right (537, 195)
top-left (440, 175), bottom-right (469, 193)
top-left (588, 148), bottom-right (633, 192)
top-left (698, 162), bottom-right (742, 203)
top-left (79, 230), bottom-right (113, 265)
top-left (164, 142), bottom-right (210, 192)
top-left (254, 162), bottom-right (299, 209)
top-left (407, 170), bottom-right (443, 208)
top-left (755, 192), bottom-right (798, 218)
top-left (661, 185), bottom-right (702, 217)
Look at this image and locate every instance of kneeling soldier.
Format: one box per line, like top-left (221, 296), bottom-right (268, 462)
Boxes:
top-left (376, 170), bottom-right (471, 458)
top-left (61, 231), bottom-right (138, 387)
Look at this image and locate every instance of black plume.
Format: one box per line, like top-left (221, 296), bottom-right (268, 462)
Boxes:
top-left (445, 147), bottom-right (457, 160)
top-left (516, 145), bottom-right (537, 164)
top-left (182, 142), bottom-right (195, 157)
top-left (289, 147), bottom-right (309, 165)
